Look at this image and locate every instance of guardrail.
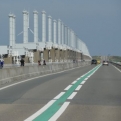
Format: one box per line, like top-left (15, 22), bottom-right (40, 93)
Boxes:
top-left (0, 61), bottom-right (91, 85)
top-left (110, 61), bottom-right (121, 69)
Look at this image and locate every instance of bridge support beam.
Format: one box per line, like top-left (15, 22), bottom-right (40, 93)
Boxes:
top-left (33, 51), bottom-right (40, 63)
top-left (4, 56), bottom-right (12, 64)
top-left (55, 49), bottom-right (60, 62)
top-left (43, 49), bottom-right (49, 62)
top-left (50, 48), bottom-right (55, 62)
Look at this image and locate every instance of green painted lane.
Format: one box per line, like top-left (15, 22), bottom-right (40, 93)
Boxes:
top-left (33, 64), bottom-right (101, 121)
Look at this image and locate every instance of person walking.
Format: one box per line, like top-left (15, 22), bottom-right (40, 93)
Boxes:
top-left (43, 60), bottom-right (46, 65)
top-left (20, 58), bottom-right (25, 66)
top-left (38, 60), bottom-right (41, 65)
top-left (0, 59), bottom-right (4, 68)
top-left (0, 60), bottom-right (1, 68)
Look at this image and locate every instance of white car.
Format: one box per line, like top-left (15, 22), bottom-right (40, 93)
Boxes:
top-left (103, 61), bottom-right (109, 66)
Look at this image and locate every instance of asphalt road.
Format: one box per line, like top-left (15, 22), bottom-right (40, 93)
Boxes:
top-left (0, 64), bottom-right (121, 121)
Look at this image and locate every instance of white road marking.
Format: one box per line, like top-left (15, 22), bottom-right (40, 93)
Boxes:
top-left (54, 92), bottom-right (65, 100)
top-left (24, 65), bottom-right (102, 121)
top-left (80, 81), bottom-right (86, 84)
top-left (24, 100), bottom-right (56, 121)
top-left (75, 85), bottom-right (82, 91)
top-left (84, 78), bottom-right (88, 81)
top-left (68, 92), bottom-right (77, 99)
top-left (112, 65), bottom-right (121, 72)
top-left (81, 75), bottom-right (84, 77)
top-left (76, 78), bottom-right (80, 80)
top-left (71, 81), bottom-right (77, 84)
top-left (64, 85), bottom-right (72, 90)
top-left (48, 102), bottom-right (70, 121)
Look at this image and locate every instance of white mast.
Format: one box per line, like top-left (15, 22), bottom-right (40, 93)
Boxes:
top-left (33, 11), bottom-right (38, 43)
top-left (58, 19), bottom-right (61, 45)
top-left (13, 15), bottom-right (16, 47)
top-left (53, 20), bottom-right (57, 44)
top-left (48, 16), bottom-right (52, 43)
top-left (42, 11), bottom-right (46, 42)
top-left (61, 22), bottom-right (64, 45)
top-left (64, 25), bottom-right (67, 45)
top-left (9, 14), bottom-right (13, 47)
top-left (23, 10), bottom-right (28, 43)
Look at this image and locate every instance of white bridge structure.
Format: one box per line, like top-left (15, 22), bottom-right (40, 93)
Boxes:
top-left (0, 10), bottom-right (91, 64)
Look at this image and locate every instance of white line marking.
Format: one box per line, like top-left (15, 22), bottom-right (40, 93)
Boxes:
top-left (68, 92), bottom-right (77, 99)
top-left (81, 75), bottom-right (84, 77)
top-left (72, 81), bottom-right (77, 84)
top-left (80, 81), bottom-right (86, 84)
top-left (0, 65), bottom-right (85, 91)
top-left (76, 78), bottom-right (80, 80)
top-left (84, 78), bottom-right (88, 81)
top-left (64, 85), bottom-right (72, 90)
top-left (48, 102), bottom-right (70, 121)
top-left (54, 92), bottom-right (65, 100)
top-left (112, 65), bottom-right (121, 72)
top-left (75, 85), bottom-right (82, 91)
top-left (25, 65), bottom-right (101, 121)
top-left (24, 100), bottom-right (56, 121)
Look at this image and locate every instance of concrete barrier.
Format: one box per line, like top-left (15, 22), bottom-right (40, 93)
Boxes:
top-left (0, 61), bottom-right (91, 85)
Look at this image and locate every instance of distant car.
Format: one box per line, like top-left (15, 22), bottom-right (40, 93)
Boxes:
top-left (97, 60), bottom-right (101, 64)
top-left (103, 61), bottom-right (109, 66)
top-left (91, 59), bottom-right (97, 64)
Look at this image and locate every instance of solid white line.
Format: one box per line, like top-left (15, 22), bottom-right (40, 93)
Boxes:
top-left (71, 81), bottom-right (77, 84)
top-left (64, 85), bottom-right (72, 90)
top-left (24, 100), bottom-right (56, 121)
top-left (54, 92), bottom-right (65, 100)
top-left (68, 92), bottom-right (77, 99)
top-left (80, 81), bottom-right (86, 85)
top-left (48, 102), bottom-right (70, 121)
top-left (0, 65), bottom-right (86, 91)
top-left (112, 65), bottom-right (121, 72)
top-left (75, 85), bottom-right (82, 91)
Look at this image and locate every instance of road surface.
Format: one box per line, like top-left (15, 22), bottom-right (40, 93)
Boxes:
top-left (0, 64), bottom-right (121, 121)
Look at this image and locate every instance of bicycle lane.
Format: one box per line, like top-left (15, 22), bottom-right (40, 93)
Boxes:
top-left (24, 64), bottom-right (102, 121)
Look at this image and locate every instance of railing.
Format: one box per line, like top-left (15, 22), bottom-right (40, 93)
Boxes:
top-left (2, 60), bottom-right (91, 68)
top-left (0, 61), bottom-right (91, 85)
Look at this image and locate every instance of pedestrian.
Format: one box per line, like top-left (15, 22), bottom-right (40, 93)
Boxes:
top-left (20, 58), bottom-right (25, 66)
top-left (0, 60), bottom-right (1, 68)
top-left (43, 60), bottom-right (46, 65)
top-left (1, 59), bottom-right (4, 68)
top-left (38, 60), bottom-right (41, 65)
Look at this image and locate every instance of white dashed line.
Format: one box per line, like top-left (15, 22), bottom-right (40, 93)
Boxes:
top-left (68, 92), bottom-right (77, 99)
top-left (81, 75), bottom-right (84, 77)
top-left (76, 78), bottom-right (80, 80)
top-left (84, 78), bottom-right (88, 81)
top-left (75, 85), bottom-right (82, 91)
top-left (72, 81), bottom-right (77, 84)
top-left (54, 92), bottom-right (65, 100)
top-left (80, 81), bottom-right (86, 84)
top-left (64, 85), bottom-right (72, 90)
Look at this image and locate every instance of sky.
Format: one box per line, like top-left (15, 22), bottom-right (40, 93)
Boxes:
top-left (0, 0), bottom-right (121, 56)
